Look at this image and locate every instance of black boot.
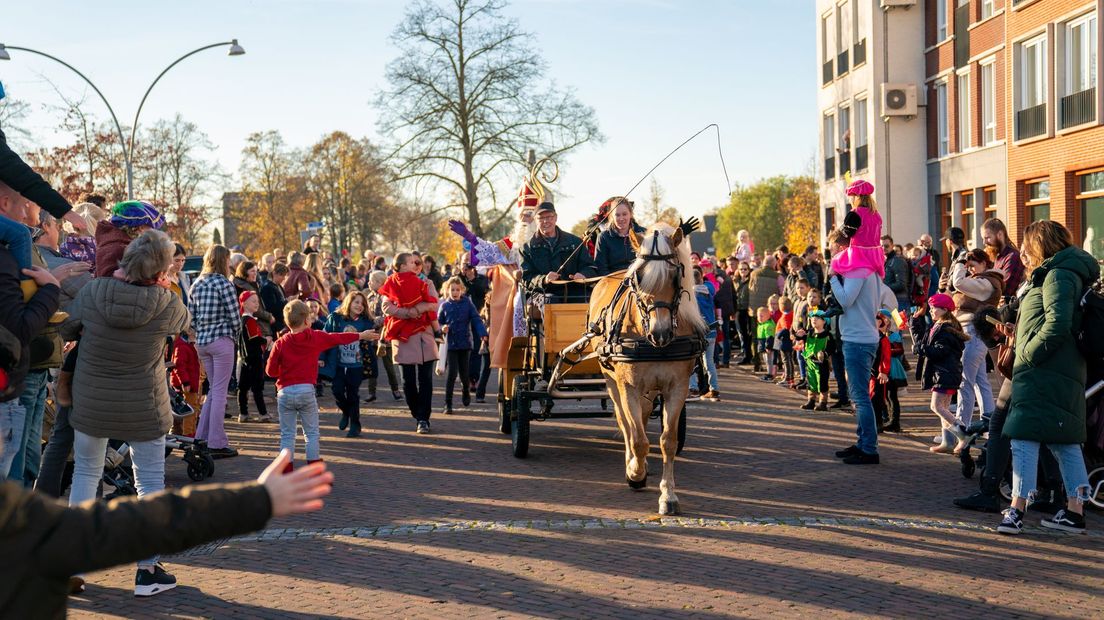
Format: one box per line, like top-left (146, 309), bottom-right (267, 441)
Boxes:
top-left (800, 396), bottom-right (816, 410)
top-left (346, 413), bottom-right (362, 438)
top-left (338, 411), bottom-right (349, 431)
top-left (953, 490), bottom-right (1001, 513)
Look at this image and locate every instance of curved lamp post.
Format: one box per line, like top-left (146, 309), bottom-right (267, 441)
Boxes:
top-left (0, 40), bottom-right (245, 199)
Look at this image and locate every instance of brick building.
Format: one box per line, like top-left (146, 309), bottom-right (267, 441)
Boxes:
top-left (926, 0), bottom-right (1008, 253)
top-left (819, 0), bottom-right (1103, 266)
top-left (1005, 0), bottom-right (1103, 262)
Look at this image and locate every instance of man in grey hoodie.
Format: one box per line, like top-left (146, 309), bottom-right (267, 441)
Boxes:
top-left (828, 230), bottom-right (882, 465)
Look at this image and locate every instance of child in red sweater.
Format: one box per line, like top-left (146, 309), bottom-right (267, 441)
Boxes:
top-left (170, 330), bottom-right (201, 437)
top-left (265, 300), bottom-right (375, 470)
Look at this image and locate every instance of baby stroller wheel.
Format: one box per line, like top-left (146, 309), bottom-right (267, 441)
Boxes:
top-left (202, 454), bottom-right (216, 479)
top-left (186, 461), bottom-right (206, 482)
top-left (961, 458), bottom-right (976, 479)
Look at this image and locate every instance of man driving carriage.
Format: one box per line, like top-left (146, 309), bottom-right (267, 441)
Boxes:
top-left (520, 202), bottom-right (597, 302)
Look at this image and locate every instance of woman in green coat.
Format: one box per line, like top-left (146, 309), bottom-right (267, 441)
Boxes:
top-left (998, 221), bottom-right (1100, 536)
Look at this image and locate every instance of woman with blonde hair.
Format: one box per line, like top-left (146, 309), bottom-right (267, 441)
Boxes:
top-left (188, 244), bottom-right (241, 459)
top-left (997, 220), bottom-right (1100, 535)
top-left (304, 253), bottom-right (330, 307)
top-left (593, 197), bottom-right (645, 276)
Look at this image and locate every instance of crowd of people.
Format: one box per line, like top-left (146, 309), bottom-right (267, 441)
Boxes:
top-left (1, 114), bottom-right (1102, 614)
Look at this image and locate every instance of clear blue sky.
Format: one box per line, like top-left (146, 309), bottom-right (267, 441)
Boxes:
top-left (1, 0), bottom-right (815, 226)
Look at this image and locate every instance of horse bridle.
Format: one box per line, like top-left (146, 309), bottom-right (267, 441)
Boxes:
top-left (603, 230), bottom-right (686, 340)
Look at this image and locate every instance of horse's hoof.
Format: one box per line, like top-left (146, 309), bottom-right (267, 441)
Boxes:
top-left (659, 500), bottom-right (680, 515)
top-left (627, 474), bottom-right (647, 490)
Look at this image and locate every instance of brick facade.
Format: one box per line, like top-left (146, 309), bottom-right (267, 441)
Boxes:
top-left (1005, 0), bottom-right (1104, 248)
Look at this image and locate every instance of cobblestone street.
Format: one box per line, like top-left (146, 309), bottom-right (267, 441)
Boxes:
top-left (70, 368), bottom-right (1103, 619)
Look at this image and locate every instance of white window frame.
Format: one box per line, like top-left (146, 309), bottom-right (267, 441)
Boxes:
top-left (980, 58), bottom-right (997, 145)
top-left (982, 0), bottom-right (995, 20)
top-left (824, 112), bottom-right (836, 165)
top-left (1063, 13), bottom-right (1097, 97)
top-left (838, 104), bottom-right (851, 153)
top-left (836, 2), bottom-right (847, 55)
top-left (822, 11), bottom-right (833, 67)
top-left (1019, 33), bottom-right (1048, 111)
top-left (937, 0), bottom-right (948, 43)
top-left (936, 80), bottom-right (949, 157)
top-left (852, 0), bottom-right (861, 46)
top-left (957, 71), bottom-right (972, 151)
top-left (855, 97), bottom-right (868, 171)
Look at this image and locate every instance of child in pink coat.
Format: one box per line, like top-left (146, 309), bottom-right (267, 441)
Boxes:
top-left (830, 179), bottom-right (885, 279)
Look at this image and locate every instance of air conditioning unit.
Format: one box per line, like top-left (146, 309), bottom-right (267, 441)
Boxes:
top-left (880, 0), bottom-right (916, 8)
top-left (881, 83), bottom-right (918, 117)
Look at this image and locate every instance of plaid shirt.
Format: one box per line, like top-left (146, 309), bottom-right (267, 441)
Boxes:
top-left (189, 273), bottom-right (240, 346)
top-left (994, 245), bottom-right (1025, 298)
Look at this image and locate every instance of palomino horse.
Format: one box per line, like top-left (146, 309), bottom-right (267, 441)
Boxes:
top-left (587, 223), bottom-right (706, 515)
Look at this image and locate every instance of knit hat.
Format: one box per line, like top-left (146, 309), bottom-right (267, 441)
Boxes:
top-left (928, 293), bottom-right (955, 311)
top-left (845, 179), bottom-right (875, 196)
top-left (238, 290), bottom-right (257, 314)
top-left (877, 308), bottom-right (899, 332)
top-left (110, 200), bottom-right (164, 230)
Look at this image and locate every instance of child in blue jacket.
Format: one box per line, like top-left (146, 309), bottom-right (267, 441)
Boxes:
top-left (438, 276), bottom-right (487, 413)
top-left (322, 291), bottom-right (378, 437)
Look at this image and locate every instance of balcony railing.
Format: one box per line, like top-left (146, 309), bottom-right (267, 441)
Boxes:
top-left (1060, 87), bottom-right (1096, 129)
top-left (824, 156), bottom-right (835, 180)
top-left (855, 144), bottom-right (868, 171)
top-left (853, 39), bottom-right (867, 67)
top-left (1016, 103), bottom-right (1047, 140)
top-left (837, 50), bottom-right (849, 76)
top-left (822, 59), bottom-right (833, 85)
top-left (838, 150), bottom-right (851, 177)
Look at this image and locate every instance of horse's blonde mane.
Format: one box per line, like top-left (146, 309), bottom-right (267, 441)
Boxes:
top-left (629, 223), bottom-right (707, 335)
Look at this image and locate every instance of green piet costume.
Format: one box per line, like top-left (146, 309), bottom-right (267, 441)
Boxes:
top-left (802, 325), bottom-right (835, 394)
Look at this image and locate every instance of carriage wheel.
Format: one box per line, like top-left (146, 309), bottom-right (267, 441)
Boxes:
top-left (498, 371), bottom-right (511, 435)
top-left (511, 381), bottom-right (530, 458)
top-left (1087, 458), bottom-right (1104, 510)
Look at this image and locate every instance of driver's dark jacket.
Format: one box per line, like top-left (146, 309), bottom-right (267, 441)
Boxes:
top-left (520, 228), bottom-right (597, 294)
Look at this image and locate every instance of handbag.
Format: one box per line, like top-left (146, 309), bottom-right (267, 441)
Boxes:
top-left (435, 339), bottom-right (449, 376)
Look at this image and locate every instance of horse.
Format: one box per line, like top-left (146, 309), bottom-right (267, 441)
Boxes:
top-left (587, 223), bottom-right (706, 515)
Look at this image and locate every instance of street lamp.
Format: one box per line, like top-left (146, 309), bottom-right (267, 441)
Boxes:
top-left (0, 40), bottom-right (245, 199)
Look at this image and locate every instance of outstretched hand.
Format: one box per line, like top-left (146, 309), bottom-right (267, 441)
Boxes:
top-left (678, 217), bottom-right (702, 236)
top-left (259, 449), bottom-right (333, 517)
top-left (447, 219), bottom-right (478, 243)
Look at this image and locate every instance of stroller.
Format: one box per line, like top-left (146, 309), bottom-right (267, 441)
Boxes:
top-left (957, 378), bottom-right (1104, 509)
top-left (99, 377), bottom-right (216, 498)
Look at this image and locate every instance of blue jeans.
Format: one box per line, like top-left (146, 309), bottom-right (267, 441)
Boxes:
top-left (0, 214), bottom-right (33, 274)
top-left (843, 341), bottom-right (878, 454)
top-left (831, 343), bottom-right (848, 399)
top-left (690, 332), bottom-right (719, 392)
top-left (70, 430), bottom-right (165, 568)
top-left (956, 323), bottom-right (994, 427)
top-left (1011, 440), bottom-right (1091, 502)
top-left (0, 399), bottom-right (26, 478)
top-left (277, 384), bottom-right (321, 461)
top-left (9, 369), bottom-right (48, 485)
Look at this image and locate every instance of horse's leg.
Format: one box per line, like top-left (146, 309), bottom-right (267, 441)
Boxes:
top-left (616, 379), bottom-right (649, 489)
top-left (658, 378), bottom-right (688, 515)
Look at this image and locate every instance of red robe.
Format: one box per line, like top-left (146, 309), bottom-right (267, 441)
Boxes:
top-left (379, 271), bottom-right (438, 342)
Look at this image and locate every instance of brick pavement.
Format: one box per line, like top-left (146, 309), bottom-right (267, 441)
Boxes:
top-left (68, 366), bottom-right (1103, 618)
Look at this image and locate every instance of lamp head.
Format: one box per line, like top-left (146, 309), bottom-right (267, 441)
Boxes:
top-left (228, 39), bottom-right (245, 56)
top-left (0, 45), bottom-right (10, 61)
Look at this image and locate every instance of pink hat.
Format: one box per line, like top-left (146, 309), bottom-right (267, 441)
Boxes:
top-left (928, 293), bottom-right (955, 311)
top-left (699, 258), bottom-right (714, 270)
top-left (845, 179), bottom-right (875, 196)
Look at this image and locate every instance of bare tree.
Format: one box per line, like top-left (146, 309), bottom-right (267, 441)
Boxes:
top-left (0, 98), bottom-right (32, 144)
top-left (303, 131), bottom-right (392, 256)
top-left (376, 0), bottom-right (602, 236)
top-left (136, 114), bottom-right (226, 249)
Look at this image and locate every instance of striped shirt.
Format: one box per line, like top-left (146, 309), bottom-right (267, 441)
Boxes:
top-left (189, 273), bottom-right (240, 345)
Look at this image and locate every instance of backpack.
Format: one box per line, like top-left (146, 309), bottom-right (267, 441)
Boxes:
top-left (1075, 282), bottom-right (1104, 368)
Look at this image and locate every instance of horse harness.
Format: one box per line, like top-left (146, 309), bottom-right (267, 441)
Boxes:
top-left (561, 231), bottom-right (706, 370)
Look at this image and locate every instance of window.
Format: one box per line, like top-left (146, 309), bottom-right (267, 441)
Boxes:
top-left (957, 72), bottom-right (971, 151)
top-left (825, 204), bottom-right (836, 234)
top-left (937, 0), bottom-right (948, 43)
top-left (1061, 14), bottom-right (1097, 128)
top-left (824, 113), bottom-right (836, 180)
top-left (960, 191), bottom-right (976, 247)
top-left (838, 105), bottom-right (851, 176)
top-left (837, 1), bottom-right (850, 75)
top-left (982, 0), bottom-right (995, 20)
top-left (855, 98), bottom-right (869, 171)
top-left (822, 11), bottom-right (834, 85)
top-left (1017, 34), bottom-right (1048, 139)
top-left (981, 60), bottom-right (997, 145)
top-left (936, 81), bottom-right (949, 156)
top-left (1025, 179), bottom-right (1051, 223)
top-left (853, 0), bottom-right (867, 67)
top-left (983, 187), bottom-right (998, 222)
top-left (1077, 170), bottom-right (1104, 263)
